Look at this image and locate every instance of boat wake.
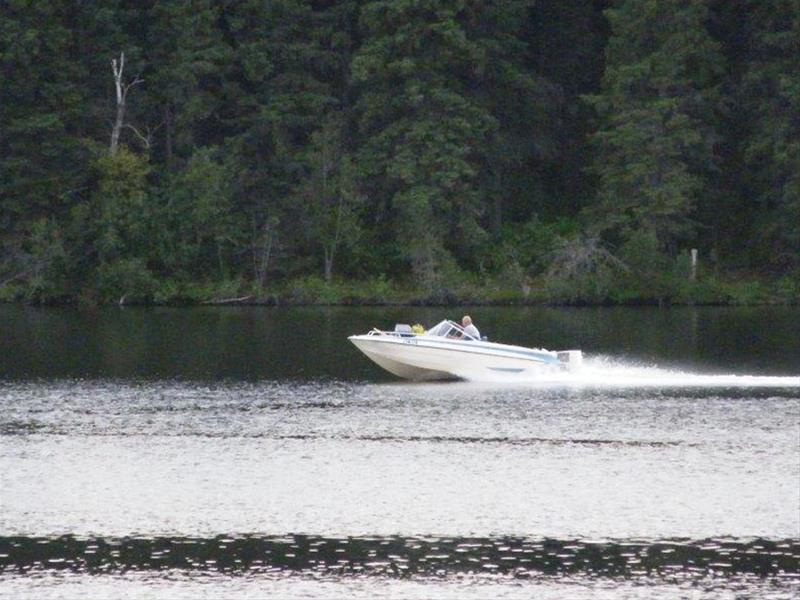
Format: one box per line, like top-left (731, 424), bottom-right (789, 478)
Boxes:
top-left (469, 355), bottom-right (800, 388)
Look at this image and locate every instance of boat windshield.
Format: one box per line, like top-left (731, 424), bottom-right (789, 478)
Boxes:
top-left (424, 320), bottom-right (478, 341)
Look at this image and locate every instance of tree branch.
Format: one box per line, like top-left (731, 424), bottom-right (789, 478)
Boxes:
top-left (123, 123), bottom-right (160, 149)
top-left (202, 295), bottom-right (254, 305)
top-left (122, 75), bottom-right (144, 99)
top-left (1, 269), bottom-right (31, 287)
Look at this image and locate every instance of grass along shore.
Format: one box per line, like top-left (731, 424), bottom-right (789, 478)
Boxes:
top-left (2, 270), bottom-right (798, 307)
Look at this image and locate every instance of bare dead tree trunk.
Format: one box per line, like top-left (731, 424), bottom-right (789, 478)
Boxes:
top-left (110, 53), bottom-right (124, 155)
top-left (491, 167), bottom-right (503, 237)
top-left (252, 219), bottom-right (275, 292)
top-left (320, 152), bottom-right (342, 283)
top-left (323, 192), bottom-right (346, 283)
top-left (257, 231), bottom-right (273, 289)
top-left (110, 52), bottom-right (143, 156)
top-left (324, 249), bottom-right (333, 282)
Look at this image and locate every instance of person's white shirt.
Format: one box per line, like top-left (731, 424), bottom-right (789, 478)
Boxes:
top-left (462, 323), bottom-right (480, 340)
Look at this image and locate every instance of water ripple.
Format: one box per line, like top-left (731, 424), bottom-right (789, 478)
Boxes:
top-left (2, 535), bottom-right (797, 580)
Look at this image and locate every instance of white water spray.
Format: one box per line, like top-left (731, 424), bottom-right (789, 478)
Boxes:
top-left (470, 355), bottom-right (800, 388)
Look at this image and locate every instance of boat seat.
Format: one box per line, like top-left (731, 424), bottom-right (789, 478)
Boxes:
top-left (394, 323), bottom-right (414, 337)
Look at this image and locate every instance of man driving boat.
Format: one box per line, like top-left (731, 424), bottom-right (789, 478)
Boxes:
top-left (461, 315), bottom-right (480, 340)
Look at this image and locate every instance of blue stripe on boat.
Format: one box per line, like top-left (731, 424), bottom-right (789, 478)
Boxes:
top-left (415, 338), bottom-right (560, 364)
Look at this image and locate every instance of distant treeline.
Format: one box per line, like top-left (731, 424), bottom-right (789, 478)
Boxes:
top-left (1, 0), bottom-right (798, 305)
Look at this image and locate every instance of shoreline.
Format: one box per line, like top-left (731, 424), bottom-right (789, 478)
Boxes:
top-left (2, 272), bottom-right (798, 308)
top-left (2, 296), bottom-right (797, 308)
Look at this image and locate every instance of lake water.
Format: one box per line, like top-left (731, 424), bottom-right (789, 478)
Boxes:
top-left (1, 305), bottom-right (798, 598)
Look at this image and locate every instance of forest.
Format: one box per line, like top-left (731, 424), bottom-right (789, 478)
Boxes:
top-left (1, 0), bottom-right (798, 305)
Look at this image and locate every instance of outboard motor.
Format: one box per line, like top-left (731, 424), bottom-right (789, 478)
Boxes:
top-left (557, 350), bottom-right (583, 371)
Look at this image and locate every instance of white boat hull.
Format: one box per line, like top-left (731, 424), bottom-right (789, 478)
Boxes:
top-left (349, 334), bottom-right (576, 381)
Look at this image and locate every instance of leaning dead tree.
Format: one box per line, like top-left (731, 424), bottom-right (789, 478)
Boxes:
top-left (546, 235), bottom-right (627, 282)
top-left (109, 52), bottom-right (144, 156)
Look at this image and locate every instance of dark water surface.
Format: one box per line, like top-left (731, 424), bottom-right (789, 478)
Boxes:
top-left (1, 305), bottom-right (798, 379)
top-left (0, 306), bottom-right (798, 598)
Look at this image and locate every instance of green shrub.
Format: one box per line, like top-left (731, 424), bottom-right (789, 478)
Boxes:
top-left (541, 235), bottom-right (624, 303)
top-left (679, 276), bottom-right (730, 304)
top-left (343, 275), bottom-right (396, 304)
top-left (152, 279), bottom-right (184, 304)
top-left (483, 284), bottom-right (529, 304)
top-left (611, 230), bottom-right (672, 303)
top-left (725, 280), bottom-right (769, 305)
top-left (286, 275), bottom-right (343, 304)
top-left (774, 274), bottom-right (800, 304)
top-left (546, 272), bottom-right (615, 304)
top-left (0, 284), bottom-right (23, 302)
top-left (490, 217), bottom-right (578, 279)
top-left (95, 258), bottom-right (157, 303)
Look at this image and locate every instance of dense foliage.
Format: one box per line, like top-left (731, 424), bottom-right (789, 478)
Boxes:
top-left (1, 0), bottom-right (798, 305)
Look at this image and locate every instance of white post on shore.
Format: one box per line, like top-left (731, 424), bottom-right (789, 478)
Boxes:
top-left (690, 248), bottom-right (698, 281)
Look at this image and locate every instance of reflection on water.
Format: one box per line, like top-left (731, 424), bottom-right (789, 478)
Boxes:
top-left (2, 536), bottom-right (797, 600)
top-left (0, 305), bottom-right (798, 380)
top-left (2, 535), bottom-right (798, 578)
top-left (2, 571), bottom-right (797, 600)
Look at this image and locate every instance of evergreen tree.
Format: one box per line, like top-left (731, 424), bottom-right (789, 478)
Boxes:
top-left (353, 0), bottom-right (539, 289)
top-left (587, 0), bottom-right (723, 252)
top-left (0, 1), bottom-right (90, 226)
top-left (219, 0), bottom-right (343, 280)
top-left (738, 0), bottom-right (800, 272)
top-left (295, 117), bottom-right (363, 281)
top-left (473, 0), bottom-right (563, 233)
top-left (0, 0), bottom-right (794, 303)
top-left (143, 0), bottom-right (230, 167)
top-left (524, 0), bottom-right (609, 219)
top-left (0, 0), bottom-right (136, 293)
top-left (91, 147), bottom-right (157, 301)
top-left (158, 147), bottom-right (239, 279)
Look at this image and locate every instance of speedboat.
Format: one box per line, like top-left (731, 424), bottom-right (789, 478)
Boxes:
top-left (348, 319), bottom-right (582, 381)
